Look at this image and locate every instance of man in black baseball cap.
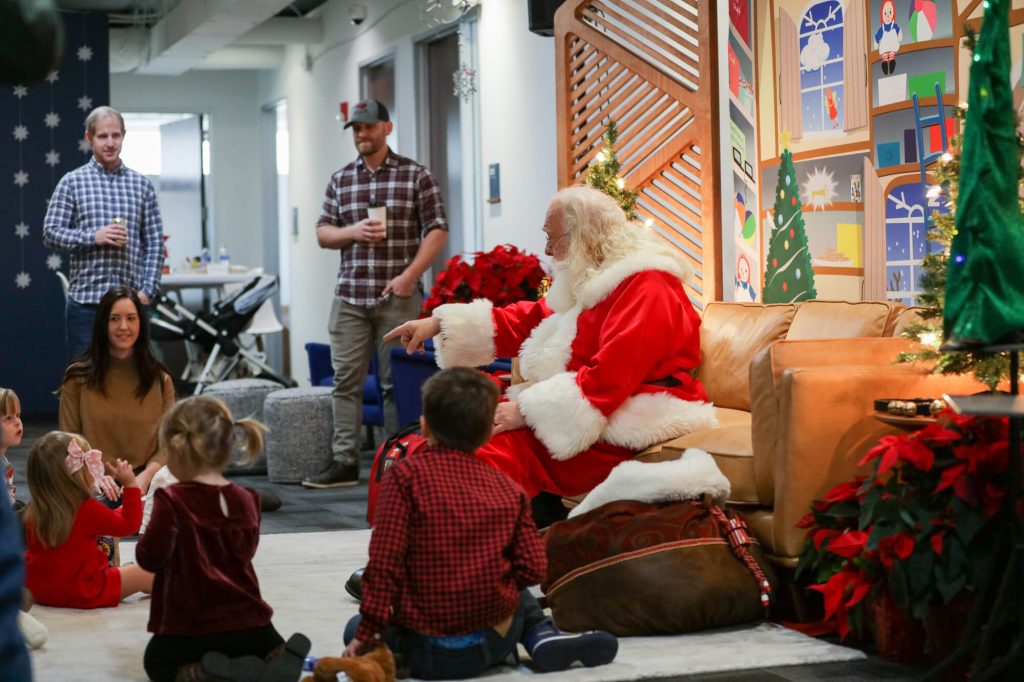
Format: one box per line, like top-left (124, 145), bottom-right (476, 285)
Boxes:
top-left (343, 98), bottom-right (390, 128)
top-left (306, 98), bottom-right (448, 489)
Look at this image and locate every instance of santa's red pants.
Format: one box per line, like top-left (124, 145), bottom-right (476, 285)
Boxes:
top-left (475, 428), bottom-right (635, 498)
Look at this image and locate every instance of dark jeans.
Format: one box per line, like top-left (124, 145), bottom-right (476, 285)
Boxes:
top-left (66, 299), bottom-right (98, 364)
top-left (344, 589), bottom-right (550, 680)
top-left (143, 623), bottom-right (284, 682)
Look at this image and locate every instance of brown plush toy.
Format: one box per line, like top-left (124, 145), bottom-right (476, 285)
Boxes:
top-left (300, 644), bottom-right (396, 682)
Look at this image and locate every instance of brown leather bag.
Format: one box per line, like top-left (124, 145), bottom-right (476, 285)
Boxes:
top-left (541, 498), bottom-right (774, 636)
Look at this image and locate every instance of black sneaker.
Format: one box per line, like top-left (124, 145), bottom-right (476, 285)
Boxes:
top-left (523, 624), bottom-right (618, 672)
top-left (345, 567), bottom-right (365, 601)
top-left (200, 652), bottom-right (266, 681)
top-left (260, 633), bottom-right (311, 682)
top-left (301, 461), bottom-right (359, 489)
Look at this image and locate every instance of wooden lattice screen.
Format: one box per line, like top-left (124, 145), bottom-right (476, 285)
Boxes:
top-left (554, 0), bottom-right (722, 305)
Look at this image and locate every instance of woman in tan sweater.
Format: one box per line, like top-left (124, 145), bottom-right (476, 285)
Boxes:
top-left (59, 286), bottom-right (174, 494)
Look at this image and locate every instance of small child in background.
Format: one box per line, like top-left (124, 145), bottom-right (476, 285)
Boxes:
top-left (344, 367), bottom-right (618, 678)
top-left (23, 432), bottom-right (152, 608)
top-left (136, 396), bottom-right (308, 682)
top-left (0, 388), bottom-right (24, 507)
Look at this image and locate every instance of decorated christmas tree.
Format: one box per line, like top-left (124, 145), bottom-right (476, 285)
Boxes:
top-left (898, 1), bottom-right (1024, 389)
top-left (942, 0), bottom-right (1024, 347)
top-left (584, 120), bottom-right (639, 220)
top-left (763, 149), bottom-right (816, 303)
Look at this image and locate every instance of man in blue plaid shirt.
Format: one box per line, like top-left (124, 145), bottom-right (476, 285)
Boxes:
top-left (304, 99), bottom-right (448, 488)
top-left (43, 106), bottom-right (164, 362)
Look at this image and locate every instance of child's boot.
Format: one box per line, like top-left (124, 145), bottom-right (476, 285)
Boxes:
top-left (522, 623), bottom-right (618, 672)
top-left (260, 632), bottom-right (311, 682)
top-left (186, 652), bottom-right (266, 682)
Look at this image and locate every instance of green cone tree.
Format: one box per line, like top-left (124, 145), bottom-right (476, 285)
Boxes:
top-left (584, 120), bottom-right (639, 220)
top-left (898, 3), bottom-right (1024, 389)
top-left (763, 149), bottom-right (816, 303)
top-left (943, 0), bottom-right (1024, 346)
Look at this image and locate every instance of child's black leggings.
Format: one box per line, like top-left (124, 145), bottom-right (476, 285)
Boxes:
top-left (143, 623), bottom-right (284, 682)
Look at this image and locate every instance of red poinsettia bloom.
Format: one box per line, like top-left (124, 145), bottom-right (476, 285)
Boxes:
top-left (422, 245), bottom-right (547, 317)
top-left (877, 533), bottom-right (915, 571)
top-left (826, 530), bottom-right (869, 558)
top-left (823, 478), bottom-right (866, 503)
top-left (858, 434), bottom-right (935, 474)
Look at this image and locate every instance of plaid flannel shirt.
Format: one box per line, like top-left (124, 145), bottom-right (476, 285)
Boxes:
top-left (318, 149), bottom-right (447, 307)
top-left (356, 445), bottom-right (546, 644)
top-left (43, 157), bottom-right (164, 304)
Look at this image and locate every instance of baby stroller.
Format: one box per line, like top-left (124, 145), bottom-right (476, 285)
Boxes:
top-left (151, 274), bottom-right (297, 394)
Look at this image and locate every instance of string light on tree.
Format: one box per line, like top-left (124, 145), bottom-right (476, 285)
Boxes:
top-left (583, 120), bottom-right (639, 220)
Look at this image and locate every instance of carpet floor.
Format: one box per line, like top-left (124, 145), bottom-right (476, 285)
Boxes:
top-left (27, 529), bottom-right (867, 682)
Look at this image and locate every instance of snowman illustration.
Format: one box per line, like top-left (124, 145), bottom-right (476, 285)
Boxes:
top-left (874, 0), bottom-right (903, 75)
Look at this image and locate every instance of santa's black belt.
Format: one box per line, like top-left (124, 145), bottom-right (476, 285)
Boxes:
top-left (648, 376), bottom-right (682, 387)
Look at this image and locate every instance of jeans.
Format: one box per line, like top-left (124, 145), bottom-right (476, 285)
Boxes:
top-left (66, 299), bottom-right (98, 364)
top-left (344, 589), bottom-right (551, 680)
top-left (328, 293), bottom-right (422, 465)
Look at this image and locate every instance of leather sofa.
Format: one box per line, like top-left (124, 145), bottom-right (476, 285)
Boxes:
top-left (633, 300), bottom-right (986, 569)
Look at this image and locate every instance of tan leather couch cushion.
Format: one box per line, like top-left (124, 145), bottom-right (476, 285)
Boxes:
top-left (786, 300), bottom-right (904, 340)
top-left (638, 407), bottom-right (760, 505)
top-left (698, 303), bottom-right (796, 410)
top-left (892, 306), bottom-right (927, 336)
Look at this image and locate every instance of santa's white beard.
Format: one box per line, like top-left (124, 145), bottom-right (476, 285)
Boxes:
top-left (545, 259), bottom-right (579, 313)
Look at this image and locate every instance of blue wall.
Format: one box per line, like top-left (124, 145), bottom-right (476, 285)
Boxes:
top-left (0, 12), bottom-right (109, 415)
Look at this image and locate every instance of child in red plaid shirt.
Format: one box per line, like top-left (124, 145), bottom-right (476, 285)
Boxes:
top-left (343, 367), bottom-right (617, 678)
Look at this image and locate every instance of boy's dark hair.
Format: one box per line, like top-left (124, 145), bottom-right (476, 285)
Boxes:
top-left (421, 367), bottom-right (500, 452)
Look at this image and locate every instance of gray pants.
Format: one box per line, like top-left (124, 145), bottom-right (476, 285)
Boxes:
top-left (328, 293), bottom-right (423, 465)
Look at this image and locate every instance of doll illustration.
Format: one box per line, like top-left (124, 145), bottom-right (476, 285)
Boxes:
top-left (734, 253), bottom-right (757, 303)
top-left (874, 0), bottom-right (903, 75)
top-left (825, 87), bottom-right (839, 129)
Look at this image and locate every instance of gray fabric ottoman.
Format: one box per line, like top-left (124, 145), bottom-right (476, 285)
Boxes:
top-left (201, 378), bottom-right (282, 473)
top-left (264, 386), bottom-right (334, 483)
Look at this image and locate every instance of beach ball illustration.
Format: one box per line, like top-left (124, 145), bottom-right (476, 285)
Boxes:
top-left (908, 0), bottom-right (937, 42)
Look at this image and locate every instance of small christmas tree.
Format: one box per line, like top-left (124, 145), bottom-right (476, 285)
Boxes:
top-left (897, 6), bottom-right (1024, 389)
top-left (763, 149), bottom-right (816, 303)
top-left (584, 120), bottom-right (639, 220)
top-left (943, 0), bottom-right (1024, 346)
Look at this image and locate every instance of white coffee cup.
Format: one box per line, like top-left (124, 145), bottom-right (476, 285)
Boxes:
top-left (367, 202), bottom-right (387, 241)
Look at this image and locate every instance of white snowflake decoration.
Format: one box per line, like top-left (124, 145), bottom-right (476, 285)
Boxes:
top-left (78, 138), bottom-right (92, 154)
top-left (453, 62), bottom-right (477, 103)
top-left (44, 112), bottom-right (60, 128)
top-left (800, 166), bottom-right (837, 211)
top-left (45, 150), bottom-right (60, 167)
top-left (13, 170), bottom-right (28, 187)
top-left (14, 222), bottom-right (29, 238)
top-left (13, 125), bottom-right (28, 141)
top-left (77, 45), bottom-right (93, 62)
top-left (45, 70), bottom-right (59, 84)
top-left (46, 254), bottom-right (63, 271)
top-left (15, 272), bottom-right (31, 289)
top-left (12, 85), bottom-right (27, 98)
top-left (77, 95), bottom-right (93, 112)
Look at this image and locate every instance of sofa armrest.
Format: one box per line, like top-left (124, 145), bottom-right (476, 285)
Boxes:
top-left (769, 365), bottom-right (986, 560)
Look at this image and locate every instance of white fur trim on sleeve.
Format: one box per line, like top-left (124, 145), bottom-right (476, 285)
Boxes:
top-left (432, 299), bottom-right (497, 369)
top-left (568, 449), bottom-right (731, 518)
top-left (601, 393), bottom-right (718, 451)
top-left (516, 371), bottom-right (607, 461)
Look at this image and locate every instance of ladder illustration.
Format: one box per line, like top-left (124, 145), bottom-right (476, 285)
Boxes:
top-left (912, 82), bottom-right (948, 184)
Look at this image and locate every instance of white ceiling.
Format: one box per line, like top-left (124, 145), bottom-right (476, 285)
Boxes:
top-left (56, 0), bottom-right (329, 74)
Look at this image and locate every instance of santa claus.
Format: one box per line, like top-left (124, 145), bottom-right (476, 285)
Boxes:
top-left (386, 185), bottom-right (717, 499)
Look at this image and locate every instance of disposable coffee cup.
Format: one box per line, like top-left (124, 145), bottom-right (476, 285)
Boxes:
top-left (367, 201), bottom-right (387, 241)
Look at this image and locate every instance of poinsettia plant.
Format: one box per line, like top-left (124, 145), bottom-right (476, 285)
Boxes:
top-left (422, 244), bottom-right (547, 317)
top-left (796, 411), bottom-right (1011, 639)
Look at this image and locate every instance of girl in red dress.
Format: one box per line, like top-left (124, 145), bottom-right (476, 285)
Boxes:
top-left (23, 432), bottom-right (152, 608)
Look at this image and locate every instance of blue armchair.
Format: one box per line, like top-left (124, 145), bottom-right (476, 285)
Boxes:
top-left (390, 339), bottom-right (512, 427)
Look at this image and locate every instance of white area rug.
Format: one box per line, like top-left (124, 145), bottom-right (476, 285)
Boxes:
top-left (28, 530), bottom-right (864, 681)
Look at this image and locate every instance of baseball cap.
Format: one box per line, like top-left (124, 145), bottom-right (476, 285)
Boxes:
top-left (344, 99), bottom-right (390, 128)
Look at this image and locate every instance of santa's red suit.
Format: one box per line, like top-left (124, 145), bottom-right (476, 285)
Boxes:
top-left (432, 246), bottom-right (717, 498)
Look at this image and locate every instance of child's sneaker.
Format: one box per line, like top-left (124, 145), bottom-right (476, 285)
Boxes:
top-left (522, 624), bottom-right (618, 672)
